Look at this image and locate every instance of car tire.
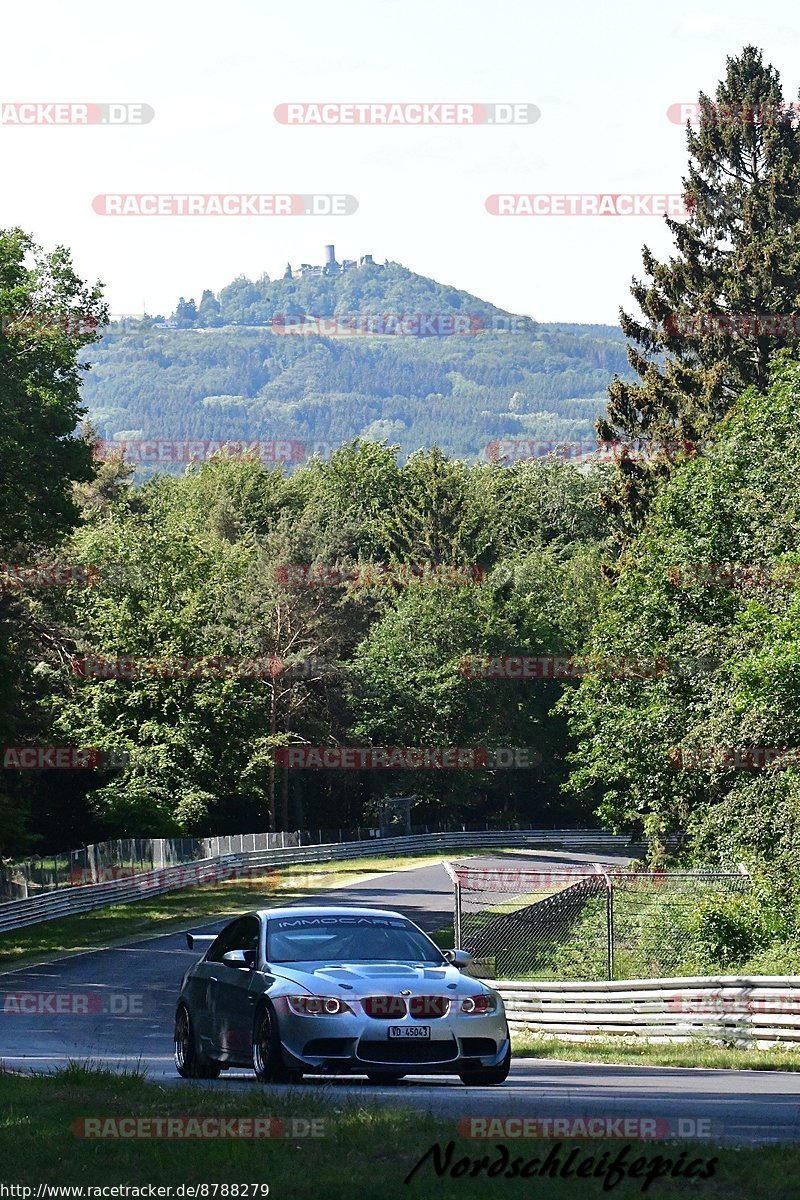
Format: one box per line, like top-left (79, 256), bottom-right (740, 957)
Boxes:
top-left (174, 1004), bottom-right (221, 1079)
top-left (252, 1002), bottom-right (302, 1084)
top-left (458, 1039), bottom-right (511, 1087)
top-left (365, 1072), bottom-right (406, 1084)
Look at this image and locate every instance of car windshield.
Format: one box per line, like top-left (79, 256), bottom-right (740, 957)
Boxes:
top-left (266, 914), bottom-right (446, 964)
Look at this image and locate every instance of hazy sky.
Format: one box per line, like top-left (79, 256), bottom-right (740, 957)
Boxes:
top-left (2, 0), bottom-right (798, 324)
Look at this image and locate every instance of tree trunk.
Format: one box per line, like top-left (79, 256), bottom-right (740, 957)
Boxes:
top-left (280, 765), bottom-right (289, 830)
top-left (267, 682), bottom-right (277, 831)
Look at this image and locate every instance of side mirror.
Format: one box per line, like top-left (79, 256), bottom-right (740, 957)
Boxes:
top-left (222, 949), bottom-right (255, 970)
top-left (444, 949), bottom-right (473, 969)
top-left (186, 933), bottom-right (215, 951)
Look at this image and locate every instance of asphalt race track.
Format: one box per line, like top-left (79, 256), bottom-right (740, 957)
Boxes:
top-left (2, 849), bottom-right (799, 1146)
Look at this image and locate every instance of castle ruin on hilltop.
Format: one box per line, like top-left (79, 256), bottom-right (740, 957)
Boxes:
top-left (284, 245), bottom-right (390, 280)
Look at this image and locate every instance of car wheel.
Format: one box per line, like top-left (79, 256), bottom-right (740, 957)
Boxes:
top-left (365, 1072), bottom-right (406, 1084)
top-left (252, 1002), bottom-right (301, 1084)
top-left (458, 1040), bottom-right (511, 1087)
top-left (174, 1004), bottom-right (221, 1079)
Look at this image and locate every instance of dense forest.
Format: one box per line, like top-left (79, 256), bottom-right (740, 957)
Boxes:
top-left (1, 437), bottom-right (611, 850)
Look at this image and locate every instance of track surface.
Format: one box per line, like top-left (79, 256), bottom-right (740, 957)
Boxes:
top-left (2, 849), bottom-right (799, 1145)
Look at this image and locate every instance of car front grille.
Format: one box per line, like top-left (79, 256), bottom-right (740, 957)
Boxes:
top-left (356, 1039), bottom-right (458, 1064)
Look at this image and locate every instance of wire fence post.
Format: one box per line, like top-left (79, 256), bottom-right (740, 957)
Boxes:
top-left (607, 877), bottom-right (614, 981)
top-left (594, 862), bottom-right (613, 981)
top-left (454, 878), bottom-right (462, 948)
top-left (443, 861), bottom-right (461, 948)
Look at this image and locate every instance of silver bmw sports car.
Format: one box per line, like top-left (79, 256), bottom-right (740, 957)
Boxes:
top-left (175, 905), bottom-right (511, 1085)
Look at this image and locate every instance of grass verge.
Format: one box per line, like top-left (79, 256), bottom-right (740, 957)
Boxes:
top-left (0, 1067), bottom-right (796, 1197)
top-left (513, 1030), bottom-right (800, 1071)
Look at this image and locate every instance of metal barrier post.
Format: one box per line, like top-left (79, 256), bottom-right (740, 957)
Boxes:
top-left (607, 877), bottom-right (614, 981)
top-left (594, 862), bottom-right (613, 981)
top-left (443, 861), bottom-right (461, 947)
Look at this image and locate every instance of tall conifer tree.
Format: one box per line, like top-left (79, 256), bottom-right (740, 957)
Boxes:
top-left (600, 47), bottom-right (800, 547)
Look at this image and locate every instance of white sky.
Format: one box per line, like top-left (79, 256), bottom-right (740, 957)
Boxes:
top-left (1, 0), bottom-right (798, 324)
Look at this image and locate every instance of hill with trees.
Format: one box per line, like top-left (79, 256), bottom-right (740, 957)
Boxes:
top-left (79, 261), bottom-right (633, 467)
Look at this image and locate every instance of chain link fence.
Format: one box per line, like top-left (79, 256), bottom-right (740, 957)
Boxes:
top-left (450, 863), bottom-right (751, 981)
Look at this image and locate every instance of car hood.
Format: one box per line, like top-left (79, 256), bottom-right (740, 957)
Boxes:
top-left (268, 961), bottom-right (487, 994)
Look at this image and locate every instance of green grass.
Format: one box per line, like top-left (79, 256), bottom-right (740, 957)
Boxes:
top-left (427, 923), bottom-right (455, 949)
top-left (0, 848), bottom-right (505, 972)
top-left (0, 1067), bottom-right (796, 1197)
top-left (513, 1030), bottom-right (800, 1071)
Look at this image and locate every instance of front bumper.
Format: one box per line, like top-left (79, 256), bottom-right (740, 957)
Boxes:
top-left (277, 1008), bottom-right (509, 1074)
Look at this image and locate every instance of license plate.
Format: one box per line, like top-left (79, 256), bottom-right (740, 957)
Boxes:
top-left (388, 1025), bottom-right (431, 1039)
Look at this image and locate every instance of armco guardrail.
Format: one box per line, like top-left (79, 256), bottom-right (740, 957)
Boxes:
top-left (0, 828), bottom-right (639, 934)
top-left (0, 854), bottom-right (246, 935)
top-left (496, 976), bottom-right (800, 1047)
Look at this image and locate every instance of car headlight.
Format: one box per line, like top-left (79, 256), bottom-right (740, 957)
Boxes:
top-left (286, 995), bottom-right (353, 1016)
top-left (460, 992), bottom-right (498, 1015)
